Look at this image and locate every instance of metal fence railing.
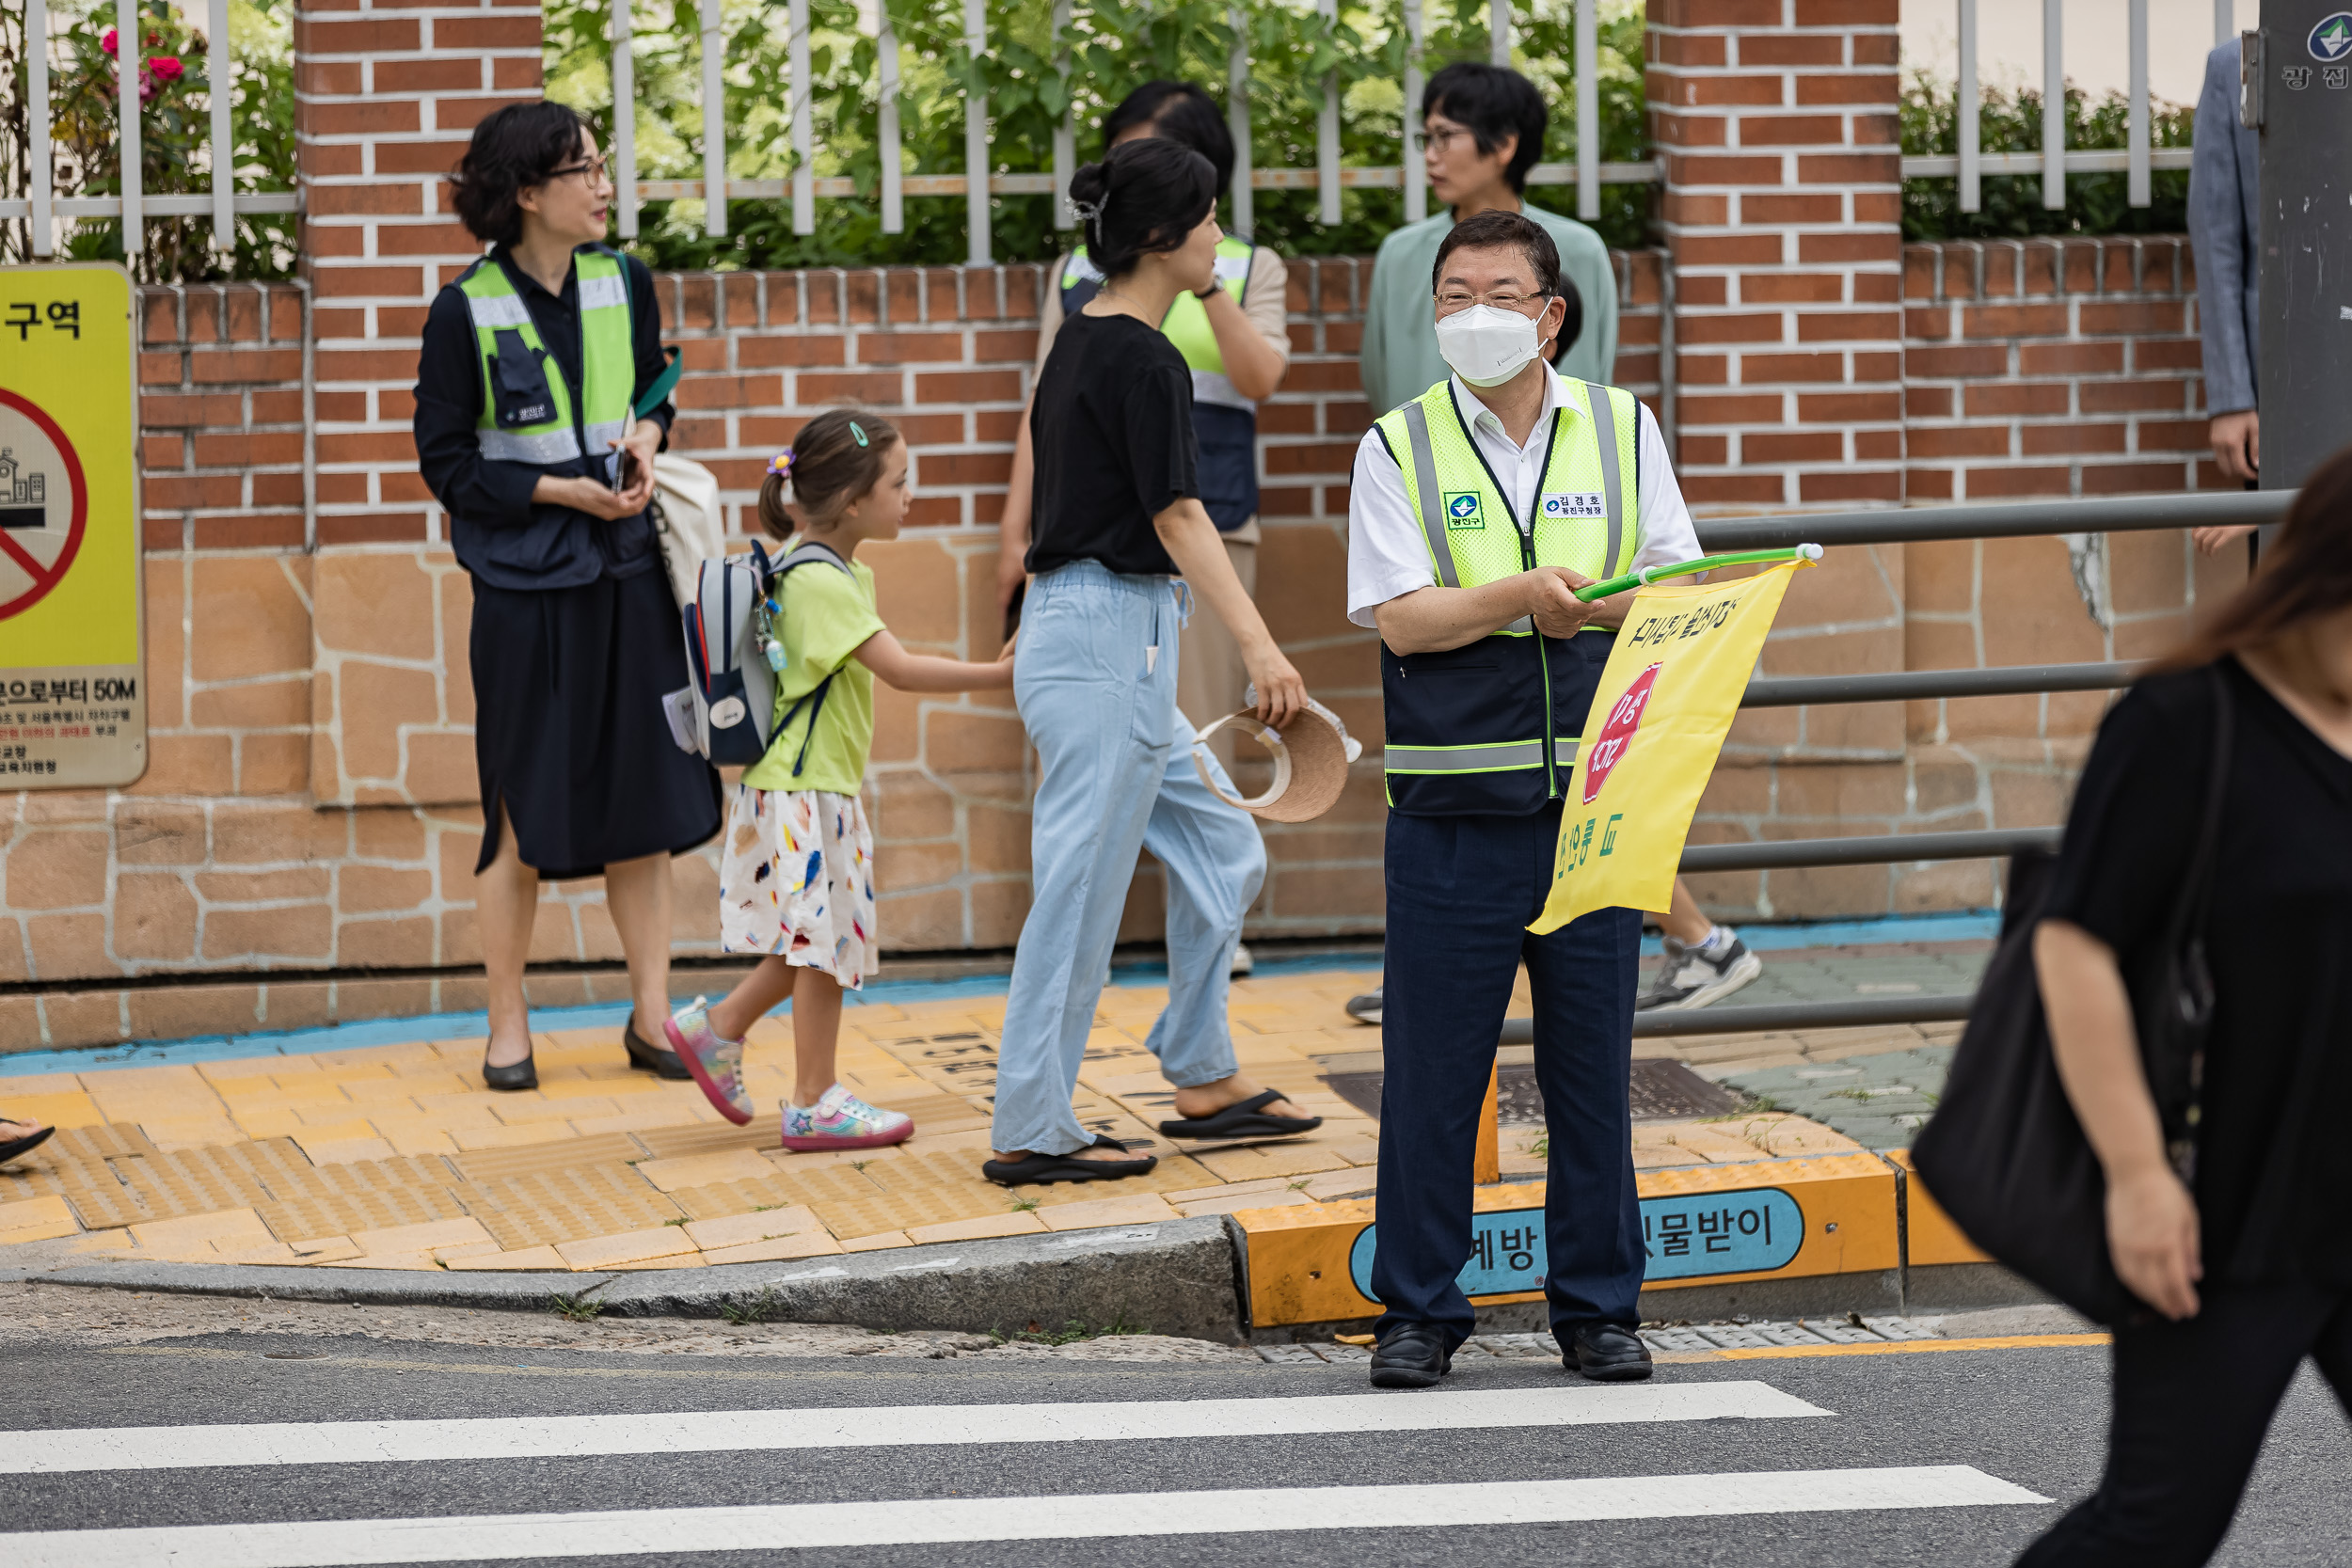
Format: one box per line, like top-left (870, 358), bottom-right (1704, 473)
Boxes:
top-left (1603, 485), bottom-right (2297, 1040)
top-left (8, 0), bottom-right (2230, 263)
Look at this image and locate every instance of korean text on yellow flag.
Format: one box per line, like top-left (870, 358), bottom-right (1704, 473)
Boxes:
top-left (1531, 560), bottom-right (1810, 935)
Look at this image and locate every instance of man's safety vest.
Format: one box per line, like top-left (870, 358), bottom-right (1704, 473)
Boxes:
top-left (1061, 236), bottom-right (1261, 530)
top-left (1372, 376), bottom-right (1642, 816)
top-left (457, 246), bottom-right (635, 481)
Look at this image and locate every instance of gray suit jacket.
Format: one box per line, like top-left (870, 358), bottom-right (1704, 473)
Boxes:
top-left (2191, 40), bottom-right (2260, 415)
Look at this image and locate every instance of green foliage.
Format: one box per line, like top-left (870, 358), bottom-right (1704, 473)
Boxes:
top-left (719, 1286), bottom-right (787, 1324)
top-left (3, 0), bottom-right (296, 278)
top-left (1899, 69), bottom-right (2195, 242)
top-left (543, 0), bottom-right (1654, 270)
top-left (548, 1291), bottom-right (608, 1322)
top-left (990, 1311), bottom-right (1146, 1344)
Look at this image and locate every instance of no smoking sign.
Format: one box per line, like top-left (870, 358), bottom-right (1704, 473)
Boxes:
top-left (0, 263), bottom-right (145, 789)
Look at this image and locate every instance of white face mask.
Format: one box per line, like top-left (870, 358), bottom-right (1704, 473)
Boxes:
top-left (1434, 302), bottom-right (1549, 388)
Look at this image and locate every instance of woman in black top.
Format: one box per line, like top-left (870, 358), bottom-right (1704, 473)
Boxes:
top-left (412, 103), bottom-right (719, 1090)
top-left (2020, 445), bottom-right (2352, 1565)
top-left (980, 138), bottom-right (1313, 1186)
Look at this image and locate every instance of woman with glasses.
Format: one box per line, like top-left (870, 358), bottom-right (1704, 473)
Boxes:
top-left (411, 102), bottom-right (719, 1091)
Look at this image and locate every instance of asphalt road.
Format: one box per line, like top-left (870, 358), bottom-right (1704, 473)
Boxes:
top-left (4, 1328), bottom-right (2349, 1567)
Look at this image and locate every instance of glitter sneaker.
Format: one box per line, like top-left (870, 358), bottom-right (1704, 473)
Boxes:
top-left (780, 1084), bottom-right (914, 1153)
top-left (663, 997), bottom-right (754, 1125)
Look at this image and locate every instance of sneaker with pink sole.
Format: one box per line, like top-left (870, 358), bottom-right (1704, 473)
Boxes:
top-left (781, 1084), bottom-right (914, 1152)
top-left (663, 998), bottom-right (754, 1126)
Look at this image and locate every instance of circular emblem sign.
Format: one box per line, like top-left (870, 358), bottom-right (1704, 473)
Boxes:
top-left (0, 388), bottom-right (88, 622)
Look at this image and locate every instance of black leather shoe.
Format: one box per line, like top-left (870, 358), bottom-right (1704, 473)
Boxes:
top-left (482, 1052), bottom-right (537, 1092)
top-left (625, 1021), bottom-right (691, 1080)
top-left (1565, 1321), bottom-right (1654, 1382)
top-left (1369, 1323), bottom-right (1453, 1388)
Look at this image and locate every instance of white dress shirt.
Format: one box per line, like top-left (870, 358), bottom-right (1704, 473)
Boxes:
top-left (1346, 371), bottom-right (1700, 630)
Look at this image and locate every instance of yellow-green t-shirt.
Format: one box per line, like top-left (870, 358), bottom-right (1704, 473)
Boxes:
top-left (739, 546), bottom-right (884, 796)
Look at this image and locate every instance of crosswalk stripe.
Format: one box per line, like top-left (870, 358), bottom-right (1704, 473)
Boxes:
top-left (1, 1382), bottom-right (1826, 1475)
top-left (0, 1467), bottom-right (2050, 1567)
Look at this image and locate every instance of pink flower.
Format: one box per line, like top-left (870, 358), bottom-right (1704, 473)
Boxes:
top-left (148, 55), bottom-right (182, 81)
top-left (100, 25), bottom-right (118, 52)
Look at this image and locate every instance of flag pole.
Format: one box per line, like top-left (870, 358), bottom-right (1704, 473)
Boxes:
top-left (1573, 544), bottom-right (1823, 603)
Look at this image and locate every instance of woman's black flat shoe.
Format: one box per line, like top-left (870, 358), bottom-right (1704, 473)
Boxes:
top-left (1159, 1088), bottom-right (1323, 1142)
top-left (0, 1123), bottom-right (56, 1166)
top-left (482, 1053), bottom-right (538, 1092)
top-left (982, 1134), bottom-right (1158, 1187)
top-left (626, 1021), bottom-right (691, 1080)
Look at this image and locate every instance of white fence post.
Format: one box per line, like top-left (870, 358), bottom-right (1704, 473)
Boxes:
top-left (1229, 6), bottom-right (1251, 236)
top-left (1052, 0), bottom-right (1073, 230)
top-left (790, 0), bottom-right (813, 234)
top-left (1403, 0), bottom-right (1424, 225)
top-left (2127, 0), bottom-right (2150, 208)
top-left (963, 0), bottom-right (989, 264)
top-left (612, 0), bottom-right (638, 239)
top-left (1315, 0), bottom-right (1339, 226)
top-left (1958, 0), bottom-right (1979, 213)
top-left (700, 0), bottom-right (727, 238)
top-left (1575, 0), bottom-right (1597, 221)
top-left (208, 0), bottom-right (232, 253)
top-left (2214, 0), bottom-right (2233, 47)
top-left (29, 0), bottom-right (52, 257)
top-left (878, 5), bottom-right (904, 234)
top-left (118, 0), bottom-right (141, 256)
top-left (1489, 0), bottom-right (1509, 66)
top-left (2041, 0), bottom-right (2064, 210)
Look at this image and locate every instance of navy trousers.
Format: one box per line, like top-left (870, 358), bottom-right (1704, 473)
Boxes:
top-left (1372, 800), bottom-right (1645, 1350)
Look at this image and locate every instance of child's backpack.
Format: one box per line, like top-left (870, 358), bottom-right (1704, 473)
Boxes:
top-left (675, 541), bottom-right (855, 767)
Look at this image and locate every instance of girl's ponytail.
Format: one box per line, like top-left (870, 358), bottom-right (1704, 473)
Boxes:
top-left (1070, 137), bottom-right (1217, 281)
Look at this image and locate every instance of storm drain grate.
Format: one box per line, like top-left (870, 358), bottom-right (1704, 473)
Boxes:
top-left (1321, 1058), bottom-right (1742, 1126)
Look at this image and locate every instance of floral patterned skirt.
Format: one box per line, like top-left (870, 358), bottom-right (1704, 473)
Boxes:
top-left (716, 784), bottom-right (876, 989)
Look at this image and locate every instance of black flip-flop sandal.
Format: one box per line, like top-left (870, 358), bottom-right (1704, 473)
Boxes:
top-left (1158, 1089), bottom-right (1324, 1142)
top-left (982, 1133), bottom-right (1158, 1187)
top-left (0, 1123), bottom-right (56, 1165)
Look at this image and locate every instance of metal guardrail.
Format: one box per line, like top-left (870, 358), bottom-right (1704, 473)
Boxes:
top-left (1693, 488), bottom-right (2292, 551)
top-left (1588, 487), bottom-right (2296, 1041)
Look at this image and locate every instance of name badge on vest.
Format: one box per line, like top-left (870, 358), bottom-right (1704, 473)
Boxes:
top-left (1442, 491), bottom-right (1485, 530)
top-left (1540, 492), bottom-right (1607, 521)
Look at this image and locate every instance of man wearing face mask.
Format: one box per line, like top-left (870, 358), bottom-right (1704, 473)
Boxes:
top-left (1347, 209), bottom-right (1701, 1391)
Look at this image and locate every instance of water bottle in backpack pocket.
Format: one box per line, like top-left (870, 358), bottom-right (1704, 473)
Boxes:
top-left (671, 539), bottom-right (855, 766)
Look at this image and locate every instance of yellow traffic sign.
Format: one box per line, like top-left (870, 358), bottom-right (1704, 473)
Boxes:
top-left (0, 263), bottom-right (144, 789)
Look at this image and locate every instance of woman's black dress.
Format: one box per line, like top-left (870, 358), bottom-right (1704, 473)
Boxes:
top-left (412, 246), bottom-right (720, 879)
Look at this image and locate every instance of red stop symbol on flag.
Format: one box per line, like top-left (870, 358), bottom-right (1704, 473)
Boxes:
top-left (1581, 662), bottom-right (1661, 805)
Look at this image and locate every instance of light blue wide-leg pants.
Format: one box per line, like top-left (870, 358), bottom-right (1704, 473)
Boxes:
top-left (989, 562), bottom-right (1266, 1157)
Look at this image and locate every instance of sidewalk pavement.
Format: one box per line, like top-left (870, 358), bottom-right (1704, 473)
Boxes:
top-left (0, 943), bottom-right (1980, 1277)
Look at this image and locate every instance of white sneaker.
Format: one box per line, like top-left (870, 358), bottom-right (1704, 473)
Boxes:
top-left (1638, 929), bottom-right (1763, 1011)
top-left (1344, 985), bottom-right (1383, 1025)
top-left (1231, 942), bottom-right (1255, 978)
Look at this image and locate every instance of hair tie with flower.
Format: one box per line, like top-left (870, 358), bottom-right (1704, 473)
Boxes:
top-left (768, 448), bottom-right (795, 504)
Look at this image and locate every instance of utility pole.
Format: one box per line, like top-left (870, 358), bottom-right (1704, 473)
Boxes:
top-left (2254, 2), bottom-right (2352, 488)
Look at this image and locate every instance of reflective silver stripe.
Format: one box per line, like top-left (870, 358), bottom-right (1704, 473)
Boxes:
top-left (464, 292), bottom-right (532, 329)
top-left (1400, 400), bottom-right (1459, 589)
top-left (1190, 369), bottom-right (1254, 412)
top-left (1586, 381), bottom-right (1626, 575)
top-left (1502, 615), bottom-right (1534, 635)
top-left (478, 426), bottom-right (583, 463)
top-left (579, 271), bottom-right (628, 313)
top-left (1383, 739), bottom-right (1546, 772)
top-left (583, 419), bottom-right (628, 451)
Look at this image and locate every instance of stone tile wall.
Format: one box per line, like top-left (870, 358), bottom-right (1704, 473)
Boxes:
top-left (2, 243), bottom-right (2241, 1051)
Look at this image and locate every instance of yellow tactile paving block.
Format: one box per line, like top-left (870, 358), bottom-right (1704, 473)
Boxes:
top-left (0, 966), bottom-right (1910, 1287)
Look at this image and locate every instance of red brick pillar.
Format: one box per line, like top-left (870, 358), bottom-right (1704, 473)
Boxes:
top-left (1647, 1), bottom-right (1904, 510)
top-left (294, 0), bottom-right (542, 545)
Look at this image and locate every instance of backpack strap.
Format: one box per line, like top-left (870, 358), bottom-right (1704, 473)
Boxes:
top-left (767, 539), bottom-right (862, 776)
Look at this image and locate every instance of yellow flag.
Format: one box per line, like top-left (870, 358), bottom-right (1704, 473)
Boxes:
top-left (1531, 561), bottom-right (1811, 935)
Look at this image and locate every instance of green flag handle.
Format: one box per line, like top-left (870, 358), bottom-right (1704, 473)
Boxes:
top-left (1572, 544), bottom-right (1823, 603)
top-left (633, 344), bottom-right (684, 420)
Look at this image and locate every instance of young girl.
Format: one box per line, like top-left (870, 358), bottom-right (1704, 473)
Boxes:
top-left (666, 409), bottom-right (1012, 1149)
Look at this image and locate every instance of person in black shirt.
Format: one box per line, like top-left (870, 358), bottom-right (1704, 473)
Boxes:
top-left (411, 102), bottom-right (718, 1092)
top-left (2019, 444), bottom-right (2352, 1566)
top-left (982, 138), bottom-right (1313, 1186)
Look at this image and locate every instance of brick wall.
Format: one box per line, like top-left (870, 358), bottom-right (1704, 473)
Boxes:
top-left (1, 239), bottom-right (2239, 1052)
